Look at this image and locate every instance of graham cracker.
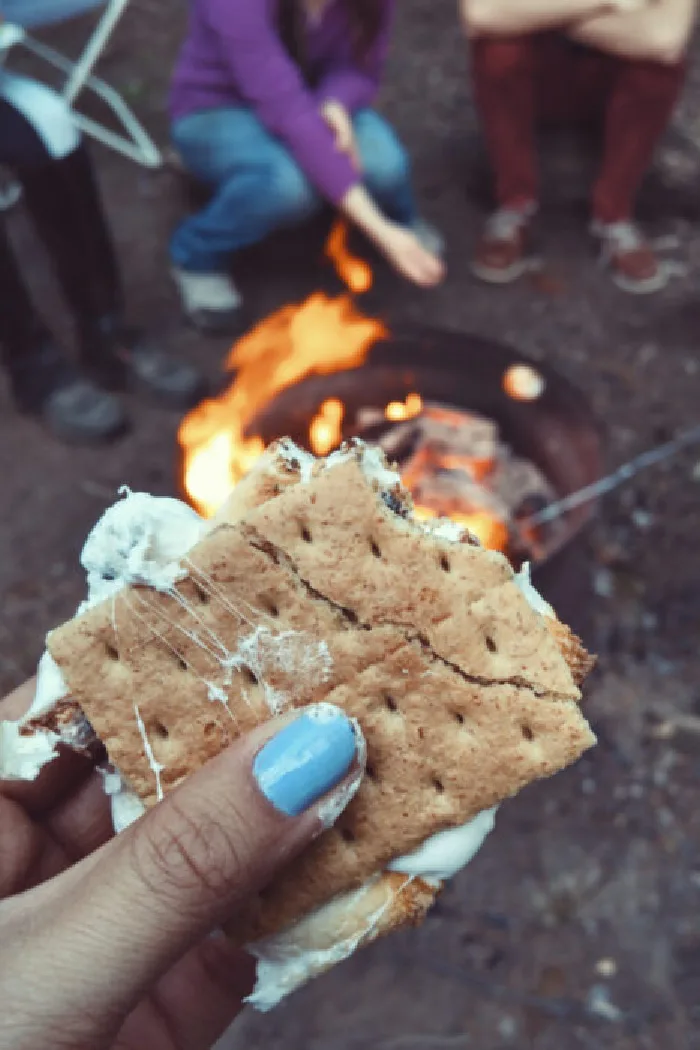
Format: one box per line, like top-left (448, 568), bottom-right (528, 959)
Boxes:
top-left (47, 445), bottom-right (595, 942)
top-left (211, 443), bottom-right (304, 527)
top-left (544, 617), bottom-right (597, 687)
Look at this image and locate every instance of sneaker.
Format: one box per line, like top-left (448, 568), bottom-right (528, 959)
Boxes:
top-left (126, 338), bottom-right (207, 411)
top-left (471, 205), bottom-right (537, 284)
top-left (43, 378), bottom-right (128, 445)
top-left (78, 317), bottom-right (208, 411)
top-left (9, 340), bottom-right (127, 445)
top-left (591, 219), bottom-right (670, 295)
top-left (171, 266), bottom-right (243, 334)
top-left (411, 217), bottom-right (446, 258)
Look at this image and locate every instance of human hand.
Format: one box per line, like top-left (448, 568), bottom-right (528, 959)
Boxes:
top-left (0, 680), bottom-right (362, 1050)
top-left (373, 222), bottom-right (446, 288)
top-left (321, 99), bottom-right (360, 170)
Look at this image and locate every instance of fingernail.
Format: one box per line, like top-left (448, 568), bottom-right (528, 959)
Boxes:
top-left (253, 704), bottom-right (359, 817)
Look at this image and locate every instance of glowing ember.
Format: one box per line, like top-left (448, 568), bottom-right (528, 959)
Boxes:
top-left (385, 393), bottom-right (423, 422)
top-left (363, 401), bottom-right (556, 556)
top-left (503, 363), bottom-right (545, 402)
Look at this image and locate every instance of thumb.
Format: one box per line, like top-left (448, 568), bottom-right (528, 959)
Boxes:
top-left (39, 704), bottom-right (361, 1023)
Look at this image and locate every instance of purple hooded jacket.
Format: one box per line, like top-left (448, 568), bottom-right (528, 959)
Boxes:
top-left (170, 0), bottom-right (395, 204)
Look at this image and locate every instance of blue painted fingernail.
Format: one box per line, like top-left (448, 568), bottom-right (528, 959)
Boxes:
top-left (253, 704), bottom-right (358, 817)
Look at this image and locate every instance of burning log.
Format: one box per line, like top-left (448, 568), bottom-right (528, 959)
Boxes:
top-left (349, 400), bottom-right (559, 559)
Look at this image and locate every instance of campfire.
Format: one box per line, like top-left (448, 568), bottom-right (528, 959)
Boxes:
top-left (178, 224), bottom-right (584, 565)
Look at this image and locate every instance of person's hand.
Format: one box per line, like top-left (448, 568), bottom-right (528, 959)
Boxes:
top-left (338, 185), bottom-right (446, 287)
top-left (321, 99), bottom-right (360, 170)
top-left (373, 222), bottom-right (446, 288)
top-left (0, 679), bottom-right (362, 1050)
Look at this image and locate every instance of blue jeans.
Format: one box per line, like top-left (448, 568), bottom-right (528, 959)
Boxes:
top-left (170, 107), bottom-right (417, 273)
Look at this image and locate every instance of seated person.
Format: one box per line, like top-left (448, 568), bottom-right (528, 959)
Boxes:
top-left (461, 0), bottom-right (697, 293)
top-left (0, 63), bottom-right (203, 444)
top-left (169, 0), bottom-right (445, 334)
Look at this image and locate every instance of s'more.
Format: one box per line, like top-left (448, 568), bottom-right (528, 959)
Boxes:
top-left (0, 438), bottom-right (596, 1009)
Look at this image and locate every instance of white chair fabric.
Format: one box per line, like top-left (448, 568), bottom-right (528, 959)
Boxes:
top-left (0, 0), bottom-right (162, 169)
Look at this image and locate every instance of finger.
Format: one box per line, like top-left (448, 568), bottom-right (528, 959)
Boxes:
top-left (0, 795), bottom-right (69, 897)
top-left (22, 705), bottom-right (363, 1036)
top-left (410, 249), bottom-right (445, 287)
top-left (0, 767), bottom-right (112, 899)
top-left (44, 767), bottom-right (114, 860)
top-left (117, 938), bottom-right (256, 1050)
top-left (2, 743), bottom-right (98, 814)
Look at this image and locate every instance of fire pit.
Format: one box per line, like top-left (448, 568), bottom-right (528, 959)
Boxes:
top-left (177, 222), bottom-right (602, 633)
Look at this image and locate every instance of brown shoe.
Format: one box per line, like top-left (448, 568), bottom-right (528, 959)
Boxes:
top-left (471, 206), bottom-right (537, 284)
top-left (591, 220), bottom-right (670, 295)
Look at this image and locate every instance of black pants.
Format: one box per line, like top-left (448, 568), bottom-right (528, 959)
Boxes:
top-left (0, 83), bottom-right (71, 358)
top-left (0, 77), bottom-right (124, 366)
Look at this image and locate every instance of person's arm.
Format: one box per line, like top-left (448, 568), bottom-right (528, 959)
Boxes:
top-left (461, 0), bottom-right (641, 37)
top-left (204, 0), bottom-right (359, 205)
top-left (202, 0), bottom-right (442, 287)
top-left (315, 0), bottom-right (395, 114)
top-left (567, 0), bottom-right (697, 63)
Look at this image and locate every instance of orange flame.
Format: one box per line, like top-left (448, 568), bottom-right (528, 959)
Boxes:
top-left (179, 223), bottom-right (386, 518)
top-left (309, 397), bottom-right (345, 456)
top-left (325, 219), bottom-right (372, 294)
top-left (385, 393), bottom-right (423, 422)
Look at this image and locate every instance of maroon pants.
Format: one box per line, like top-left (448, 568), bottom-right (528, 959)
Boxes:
top-left (470, 33), bottom-right (685, 223)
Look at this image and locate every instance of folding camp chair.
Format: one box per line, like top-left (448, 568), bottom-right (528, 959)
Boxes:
top-left (0, 0), bottom-right (162, 169)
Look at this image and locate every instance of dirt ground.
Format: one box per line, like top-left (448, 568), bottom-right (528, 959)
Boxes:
top-left (2, 2), bottom-right (700, 1047)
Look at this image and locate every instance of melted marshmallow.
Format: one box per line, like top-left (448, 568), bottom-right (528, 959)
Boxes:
top-left (324, 440), bottom-right (404, 492)
top-left (0, 720), bottom-right (59, 781)
top-left (248, 809), bottom-right (499, 1010)
top-left (388, 807), bottom-right (498, 882)
top-left (98, 768), bottom-right (148, 833)
top-left (514, 562), bottom-right (554, 618)
top-left (247, 880), bottom-right (388, 1012)
top-left (80, 488), bottom-right (206, 608)
top-left (0, 652), bottom-right (69, 780)
top-left (276, 439), bottom-right (316, 483)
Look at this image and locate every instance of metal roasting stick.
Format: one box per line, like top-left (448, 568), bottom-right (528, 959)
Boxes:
top-left (522, 422), bottom-right (700, 528)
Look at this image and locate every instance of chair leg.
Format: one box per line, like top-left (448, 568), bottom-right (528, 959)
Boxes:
top-left (61, 0), bottom-right (131, 105)
top-left (18, 23), bottom-right (163, 170)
